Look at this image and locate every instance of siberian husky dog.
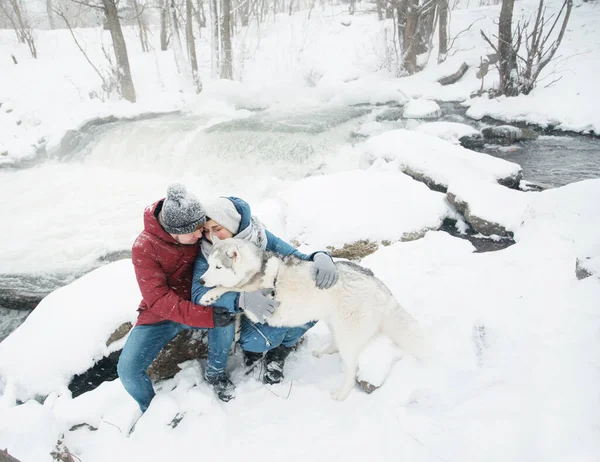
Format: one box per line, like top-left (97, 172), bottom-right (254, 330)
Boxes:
top-left (199, 238), bottom-right (424, 400)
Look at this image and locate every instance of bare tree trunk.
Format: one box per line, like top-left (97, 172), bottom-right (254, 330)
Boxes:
top-left (7, 0), bottom-right (37, 58)
top-left (170, 0), bottom-right (194, 91)
top-left (160, 0), bottom-right (169, 50)
top-left (375, 0), bottom-right (384, 20)
top-left (522, 0), bottom-right (572, 94)
top-left (46, 0), bottom-right (56, 29)
top-left (438, 0), bottom-right (448, 62)
top-left (210, 0), bottom-right (220, 77)
top-left (196, 0), bottom-right (206, 34)
top-left (130, 0), bottom-right (150, 52)
top-left (403, 0), bottom-right (419, 74)
top-left (348, 0), bottom-right (355, 15)
top-left (240, 0), bottom-right (249, 24)
top-left (186, 0), bottom-right (202, 92)
top-left (0, 2), bottom-right (21, 42)
top-left (498, 0), bottom-right (518, 95)
top-left (101, 0), bottom-right (136, 102)
top-left (220, 0), bottom-right (233, 78)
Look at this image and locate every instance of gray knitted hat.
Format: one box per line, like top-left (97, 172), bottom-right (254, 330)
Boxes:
top-left (161, 183), bottom-right (206, 235)
top-left (204, 197), bottom-right (242, 234)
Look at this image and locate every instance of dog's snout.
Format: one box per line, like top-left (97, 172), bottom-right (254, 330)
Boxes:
top-left (199, 278), bottom-right (205, 285)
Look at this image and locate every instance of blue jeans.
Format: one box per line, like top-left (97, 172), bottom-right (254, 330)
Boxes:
top-left (118, 321), bottom-right (229, 412)
top-left (206, 318), bottom-right (315, 373)
top-left (238, 318), bottom-right (316, 352)
top-left (118, 319), bottom-right (314, 411)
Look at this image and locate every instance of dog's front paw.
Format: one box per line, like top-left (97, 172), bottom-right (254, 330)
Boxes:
top-left (200, 291), bottom-right (220, 306)
top-left (312, 350), bottom-right (323, 358)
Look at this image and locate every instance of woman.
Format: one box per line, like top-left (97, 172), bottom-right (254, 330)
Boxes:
top-left (191, 196), bottom-right (338, 402)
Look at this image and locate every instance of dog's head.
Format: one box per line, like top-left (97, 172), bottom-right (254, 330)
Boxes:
top-left (199, 237), bottom-right (262, 288)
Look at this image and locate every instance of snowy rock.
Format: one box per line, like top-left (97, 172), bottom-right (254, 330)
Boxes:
top-left (0, 401), bottom-right (61, 462)
top-left (282, 169), bottom-right (449, 250)
top-left (576, 257), bottom-right (599, 280)
top-left (446, 181), bottom-right (530, 238)
top-left (414, 121), bottom-right (480, 144)
top-left (69, 321), bottom-right (207, 398)
top-left (360, 129), bottom-right (523, 193)
top-left (106, 322), bottom-right (133, 347)
top-left (0, 261), bottom-right (139, 402)
top-left (482, 125), bottom-right (539, 142)
top-left (147, 330), bottom-right (208, 381)
top-left (403, 99), bottom-right (442, 119)
top-left (459, 133), bottom-right (486, 150)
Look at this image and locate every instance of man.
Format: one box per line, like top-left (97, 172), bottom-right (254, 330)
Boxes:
top-left (117, 183), bottom-right (237, 412)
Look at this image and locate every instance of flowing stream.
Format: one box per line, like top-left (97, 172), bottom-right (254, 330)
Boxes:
top-left (1, 103), bottom-right (599, 342)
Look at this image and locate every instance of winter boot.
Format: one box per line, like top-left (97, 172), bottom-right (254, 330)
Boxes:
top-left (205, 373), bottom-right (235, 402)
top-left (263, 345), bottom-right (292, 385)
top-left (243, 350), bottom-right (263, 374)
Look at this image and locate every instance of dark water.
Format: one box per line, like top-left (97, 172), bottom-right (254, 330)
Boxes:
top-left (436, 101), bottom-right (600, 188)
top-left (480, 135), bottom-right (600, 188)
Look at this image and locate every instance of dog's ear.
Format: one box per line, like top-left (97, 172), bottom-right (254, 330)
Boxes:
top-left (226, 246), bottom-right (239, 262)
top-left (210, 232), bottom-right (221, 244)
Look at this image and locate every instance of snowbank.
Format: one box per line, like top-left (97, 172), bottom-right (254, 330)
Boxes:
top-left (281, 168), bottom-right (449, 249)
top-left (0, 260), bottom-right (139, 402)
top-left (414, 121), bottom-right (480, 144)
top-left (359, 129), bottom-right (522, 190)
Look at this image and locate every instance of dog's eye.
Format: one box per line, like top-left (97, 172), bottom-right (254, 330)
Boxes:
top-left (215, 265), bottom-right (222, 270)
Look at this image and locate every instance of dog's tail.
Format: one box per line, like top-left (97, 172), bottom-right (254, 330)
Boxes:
top-left (382, 302), bottom-right (428, 360)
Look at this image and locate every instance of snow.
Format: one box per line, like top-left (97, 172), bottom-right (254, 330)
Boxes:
top-left (516, 178), bottom-right (600, 258)
top-left (281, 168), bottom-right (449, 249)
top-left (402, 99), bottom-right (442, 119)
top-left (0, 400), bottom-right (61, 461)
top-left (2, 203), bottom-right (599, 460)
top-left (414, 121), bottom-right (480, 143)
top-left (448, 180), bottom-right (532, 234)
top-left (359, 129), bottom-right (522, 188)
top-left (463, 1), bottom-right (600, 134)
top-left (0, 260), bottom-right (139, 402)
top-left (0, 0), bottom-right (599, 460)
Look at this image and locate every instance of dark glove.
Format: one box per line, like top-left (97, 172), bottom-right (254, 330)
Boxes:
top-left (239, 289), bottom-right (280, 323)
top-left (212, 307), bottom-right (236, 327)
top-left (311, 253), bottom-right (339, 289)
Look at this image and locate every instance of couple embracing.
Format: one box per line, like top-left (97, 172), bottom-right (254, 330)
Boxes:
top-left (117, 184), bottom-right (338, 410)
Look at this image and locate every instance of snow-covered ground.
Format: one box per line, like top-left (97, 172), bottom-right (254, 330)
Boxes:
top-left (1, 0), bottom-right (599, 460)
top-left (1, 178), bottom-right (599, 461)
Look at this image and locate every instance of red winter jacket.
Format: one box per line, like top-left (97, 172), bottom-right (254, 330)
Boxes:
top-left (133, 199), bottom-right (214, 328)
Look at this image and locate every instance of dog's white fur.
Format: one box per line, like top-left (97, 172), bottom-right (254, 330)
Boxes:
top-left (200, 238), bottom-right (424, 400)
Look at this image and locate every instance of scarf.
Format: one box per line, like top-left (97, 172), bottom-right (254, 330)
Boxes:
top-left (200, 215), bottom-right (267, 260)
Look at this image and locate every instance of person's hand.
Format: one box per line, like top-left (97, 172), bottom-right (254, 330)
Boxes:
top-left (239, 289), bottom-right (280, 323)
top-left (311, 253), bottom-right (339, 289)
top-left (212, 307), bottom-right (236, 327)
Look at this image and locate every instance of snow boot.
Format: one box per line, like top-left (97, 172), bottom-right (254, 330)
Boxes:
top-left (205, 373), bottom-right (235, 402)
top-left (242, 350), bottom-right (263, 370)
top-left (263, 345), bottom-right (292, 385)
